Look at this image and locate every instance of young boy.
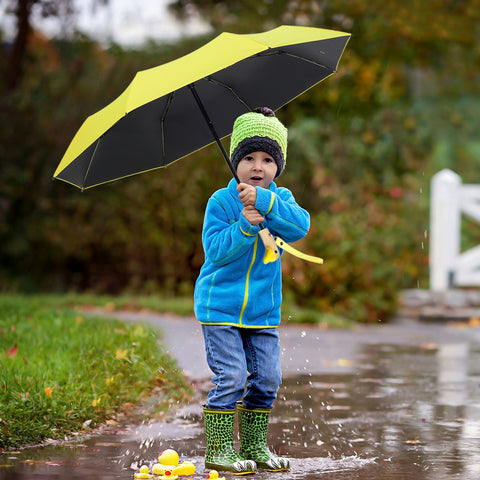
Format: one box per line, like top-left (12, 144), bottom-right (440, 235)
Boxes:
top-left (194, 107), bottom-right (310, 474)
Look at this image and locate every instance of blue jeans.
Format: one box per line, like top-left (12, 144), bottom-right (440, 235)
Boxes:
top-left (202, 325), bottom-right (282, 410)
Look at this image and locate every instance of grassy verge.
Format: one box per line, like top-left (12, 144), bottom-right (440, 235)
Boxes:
top-left (8, 292), bottom-right (356, 328)
top-left (0, 295), bottom-right (192, 451)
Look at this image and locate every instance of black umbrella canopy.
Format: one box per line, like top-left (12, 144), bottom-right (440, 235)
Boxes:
top-left (54, 26), bottom-right (350, 189)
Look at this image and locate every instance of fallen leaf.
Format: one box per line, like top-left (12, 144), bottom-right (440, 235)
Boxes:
top-left (104, 302), bottom-right (116, 312)
top-left (469, 317), bottom-right (480, 327)
top-left (115, 349), bottom-right (128, 360)
top-left (133, 325), bottom-right (147, 338)
top-left (5, 345), bottom-right (17, 358)
top-left (44, 387), bottom-right (53, 398)
top-left (405, 437), bottom-right (423, 445)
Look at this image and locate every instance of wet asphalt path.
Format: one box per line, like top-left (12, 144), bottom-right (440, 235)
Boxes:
top-left (3, 311), bottom-right (480, 480)
top-left (105, 310), bottom-right (480, 379)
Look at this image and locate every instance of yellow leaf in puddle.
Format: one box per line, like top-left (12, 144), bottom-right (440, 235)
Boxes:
top-left (405, 437), bottom-right (423, 445)
top-left (469, 317), bottom-right (480, 327)
top-left (337, 358), bottom-right (353, 367)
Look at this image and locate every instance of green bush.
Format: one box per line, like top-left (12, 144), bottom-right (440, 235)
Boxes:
top-left (1, 4), bottom-right (479, 323)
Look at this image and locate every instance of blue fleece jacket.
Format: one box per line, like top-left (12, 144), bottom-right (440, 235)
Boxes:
top-left (194, 178), bottom-right (310, 328)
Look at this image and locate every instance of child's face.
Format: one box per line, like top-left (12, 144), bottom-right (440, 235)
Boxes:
top-left (236, 151), bottom-right (277, 189)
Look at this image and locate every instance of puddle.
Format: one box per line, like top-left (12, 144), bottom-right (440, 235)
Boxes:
top-left (1, 341), bottom-right (480, 480)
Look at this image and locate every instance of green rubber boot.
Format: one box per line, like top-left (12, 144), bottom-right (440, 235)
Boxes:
top-left (203, 407), bottom-right (256, 475)
top-left (237, 403), bottom-right (290, 471)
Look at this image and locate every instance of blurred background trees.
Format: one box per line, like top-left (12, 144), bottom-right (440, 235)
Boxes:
top-left (1, 0), bottom-right (479, 321)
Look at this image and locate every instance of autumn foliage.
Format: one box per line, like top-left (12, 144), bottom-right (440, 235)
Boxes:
top-left (1, 0), bottom-right (479, 322)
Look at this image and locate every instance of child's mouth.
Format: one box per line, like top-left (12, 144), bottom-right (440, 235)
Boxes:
top-left (251, 176), bottom-right (262, 181)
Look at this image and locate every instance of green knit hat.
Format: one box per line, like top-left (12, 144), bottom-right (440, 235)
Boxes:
top-left (230, 108), bottom-right (288, 178)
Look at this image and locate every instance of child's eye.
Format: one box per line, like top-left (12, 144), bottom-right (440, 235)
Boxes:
top-left (264, 157), bottom-right (274, 163)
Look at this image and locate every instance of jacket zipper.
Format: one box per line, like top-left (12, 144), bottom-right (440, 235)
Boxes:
top-left (238, 236), bottom-right (258, 325)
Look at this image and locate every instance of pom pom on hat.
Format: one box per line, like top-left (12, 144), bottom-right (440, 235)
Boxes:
top-left (230, 107), bottom-right (287, 178)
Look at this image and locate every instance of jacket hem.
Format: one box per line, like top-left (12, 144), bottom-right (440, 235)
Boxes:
top-left (198, 320), bottom-right (278, 329)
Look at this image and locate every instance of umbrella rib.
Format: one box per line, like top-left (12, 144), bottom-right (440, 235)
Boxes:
top-left (205, 76), bottom-right (251, 111)
top-left (81, 137), bottom-right (102, 190)
top-left (257, 50), bottom-right (333, 71)
top-left (160, 91), bottom-right (175, 164)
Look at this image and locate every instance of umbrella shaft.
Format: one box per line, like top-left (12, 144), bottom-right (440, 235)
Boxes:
top-left (188, 83), bottom-right (265, 230)
top-left (188, 83), bottom-right (240, 183)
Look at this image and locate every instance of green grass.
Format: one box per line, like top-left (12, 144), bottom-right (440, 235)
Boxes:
top-left (5, 293), bottom-right (354, 327)
top-left (8, 292), bottom-right (196, 317)
top-left (0, 295), bottom-right (191, 451)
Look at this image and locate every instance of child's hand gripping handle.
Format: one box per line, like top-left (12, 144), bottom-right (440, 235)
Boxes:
top-left (259, 228), bottom-right (280, 264)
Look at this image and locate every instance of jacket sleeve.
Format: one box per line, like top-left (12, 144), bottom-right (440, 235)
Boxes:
top-left (202, 195), bottom-right (260, 266)
top-left (255, 186), bottom-right (310, 243)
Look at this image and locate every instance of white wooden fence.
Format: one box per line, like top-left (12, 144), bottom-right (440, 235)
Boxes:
top-left (430, 169), bottom-right (480, 290)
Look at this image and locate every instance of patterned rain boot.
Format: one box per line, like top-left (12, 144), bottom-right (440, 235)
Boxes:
top-left (203, 407), bottom-right (257, 475)
top-left (237, 403), bottom-right (290, 471)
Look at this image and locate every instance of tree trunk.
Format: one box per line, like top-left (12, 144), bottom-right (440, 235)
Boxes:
top-left (6, 0), bottom-right (34, 90)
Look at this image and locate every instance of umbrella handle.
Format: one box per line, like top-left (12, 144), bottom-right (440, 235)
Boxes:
top-left (259, 228), bottom-right (280, 264)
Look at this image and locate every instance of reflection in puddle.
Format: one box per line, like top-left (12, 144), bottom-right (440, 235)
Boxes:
top-left (1, 341), bottom-right (480, 479)
top-left (275, 342), bottom-right (480, 479)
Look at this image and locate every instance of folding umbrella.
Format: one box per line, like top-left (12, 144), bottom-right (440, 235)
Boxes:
top-left (53, 25), bottom-right (350, 262)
